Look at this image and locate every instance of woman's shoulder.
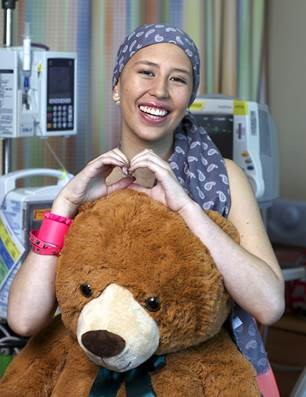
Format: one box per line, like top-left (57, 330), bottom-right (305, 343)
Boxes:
top-left (223, 158), bottom-right (260, 223)
top-left (224, 158), bottom-right (243, 176)
top-left (224, 158), bottom-right (251, 189)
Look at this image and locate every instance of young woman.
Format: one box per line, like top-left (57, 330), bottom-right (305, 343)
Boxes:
top-left (8, 23), bottom-right (284, 395)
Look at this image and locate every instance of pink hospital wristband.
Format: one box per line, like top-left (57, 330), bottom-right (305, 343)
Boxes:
top-left (29, 212), bottom-right (73, 256)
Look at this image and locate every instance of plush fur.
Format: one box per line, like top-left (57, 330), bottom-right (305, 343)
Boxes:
top-left (0, 189), bottom-right (260, 396)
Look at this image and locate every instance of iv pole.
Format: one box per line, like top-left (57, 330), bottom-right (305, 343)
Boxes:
top-left (1, 0), bottom-right (18, 174)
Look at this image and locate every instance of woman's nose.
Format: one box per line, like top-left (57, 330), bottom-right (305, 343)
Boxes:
top-left (150, 77), bottom-right (169, 99)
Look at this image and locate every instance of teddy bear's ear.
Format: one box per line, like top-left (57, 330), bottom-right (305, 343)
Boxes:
top-left (207, 210), bottom-right (240, 243)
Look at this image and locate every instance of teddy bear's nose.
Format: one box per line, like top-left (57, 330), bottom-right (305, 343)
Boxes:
top-left (81, 330), bottom-right (126, 358)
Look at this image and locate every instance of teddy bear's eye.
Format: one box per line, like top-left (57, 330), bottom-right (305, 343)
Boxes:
top-left (144, 296), bottom-right (161, 312)
top-left (80, 283), bottom-right (93, 298)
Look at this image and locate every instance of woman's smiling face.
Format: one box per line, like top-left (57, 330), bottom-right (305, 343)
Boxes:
top-left (114, 43), bottom-right (193, 144)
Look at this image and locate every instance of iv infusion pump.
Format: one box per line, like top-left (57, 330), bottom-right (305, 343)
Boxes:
top-left (0, 47), bottom-right (77, 137)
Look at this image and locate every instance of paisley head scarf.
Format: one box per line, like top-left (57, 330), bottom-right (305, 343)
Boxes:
top-left (112, 23), bottom-right (200, 105)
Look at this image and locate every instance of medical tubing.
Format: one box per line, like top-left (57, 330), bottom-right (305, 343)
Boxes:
top-left (23, 22), bottom-right (31, 72)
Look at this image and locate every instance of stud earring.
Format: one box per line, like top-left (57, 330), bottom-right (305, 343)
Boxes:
top-left (113, 92), bottom-right (120, 105)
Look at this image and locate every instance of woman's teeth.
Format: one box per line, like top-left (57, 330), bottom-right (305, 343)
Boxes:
top-left (139, 105), bottom-right (168, 117)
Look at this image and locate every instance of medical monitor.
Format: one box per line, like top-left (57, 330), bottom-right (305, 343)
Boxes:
top-left (189, 96), bottom-right (279, 207)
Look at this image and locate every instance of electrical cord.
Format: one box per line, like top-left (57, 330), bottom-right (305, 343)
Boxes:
top-left (33, 118), bottom-right (68, 173)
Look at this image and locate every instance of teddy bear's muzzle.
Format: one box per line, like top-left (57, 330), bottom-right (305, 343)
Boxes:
top-left (81, 330), bottom-right (126, 358)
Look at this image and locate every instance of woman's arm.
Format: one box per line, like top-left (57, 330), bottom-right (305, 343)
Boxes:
top-left (179, 159), bottom-right (284, 325)
top-left (7, 252), bottom-right (58, 336)
top-left (129, 151), bottom-right (285, 325)
top-left (8, 149), bottom-right (132, 336)
top-left (7, 197), bottom-right (76, 336)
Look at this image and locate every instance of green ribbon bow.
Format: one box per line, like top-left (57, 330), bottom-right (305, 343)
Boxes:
top-left (89, 355), bottom-right (166, 397)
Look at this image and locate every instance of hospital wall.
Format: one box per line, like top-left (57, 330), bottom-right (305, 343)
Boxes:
top-left (0, 2), bottom-right (305, 202)
top-left (268, 0), bottom-right (306, 201)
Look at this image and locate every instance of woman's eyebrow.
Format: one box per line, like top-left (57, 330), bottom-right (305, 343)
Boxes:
top-left (134, 60), bottom-right (191, 75)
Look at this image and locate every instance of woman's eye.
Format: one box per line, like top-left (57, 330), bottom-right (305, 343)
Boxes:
top-left (139, 70), bottom-right (154, 77)
top-left (171, 76), bottom-right (187, 84)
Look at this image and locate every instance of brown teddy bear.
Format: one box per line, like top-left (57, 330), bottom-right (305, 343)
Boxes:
top-left (0, 189), bottom-right (260, 396)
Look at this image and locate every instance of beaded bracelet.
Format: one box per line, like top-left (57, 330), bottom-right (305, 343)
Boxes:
top-left (29, 212), bottom-right (73, 256)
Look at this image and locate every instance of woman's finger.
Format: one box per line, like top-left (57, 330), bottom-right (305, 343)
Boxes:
top-left (107, 176), bottom-right (135, 194)
top-left (112, 147), bottom-right (130, 164)
top-left (130, 148), bottom-right (161, 162)
top-left (129, 148), bottom-right (153, 162)
top-left (130, 153), bottom-right (171, 174)
top-left (129, 159), bottom-right (174, 182)
top-left (89, 152), bottom-right (128, 169)
top-left (83, 153), bottom-right (128, 179)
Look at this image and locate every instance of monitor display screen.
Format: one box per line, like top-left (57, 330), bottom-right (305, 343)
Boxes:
top-left (193, 114), bottom-right (233, 159)
top-left (47, 59), bottom-right (74, 103)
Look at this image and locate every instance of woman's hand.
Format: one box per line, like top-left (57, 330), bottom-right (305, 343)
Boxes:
top-left (128, 149), bottom-right (194, 213)
top-left (52, 148), bottom-right (132, 217)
